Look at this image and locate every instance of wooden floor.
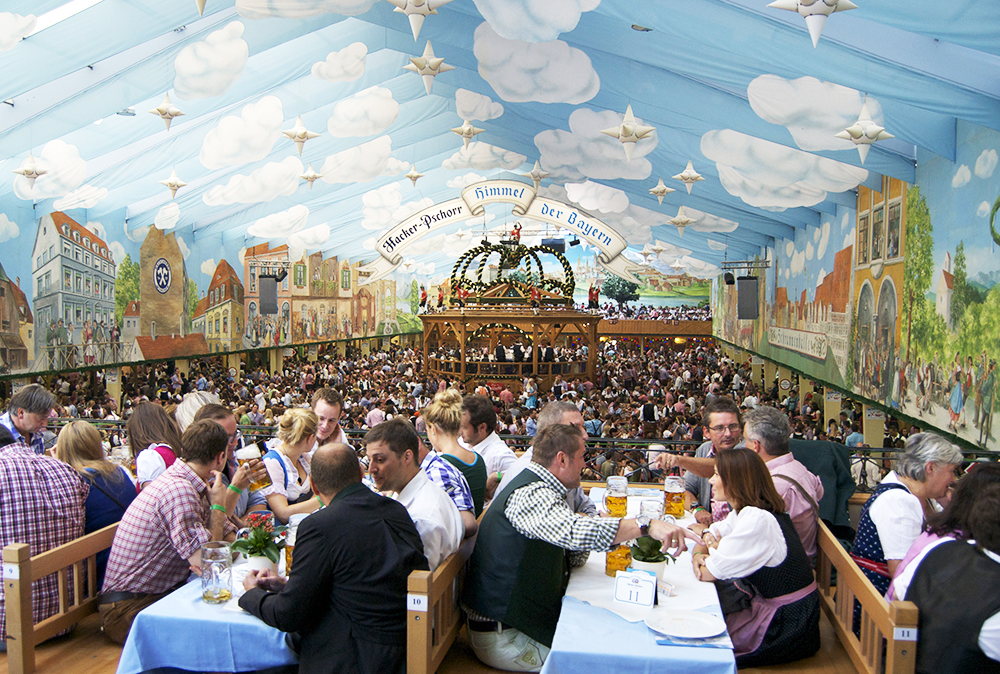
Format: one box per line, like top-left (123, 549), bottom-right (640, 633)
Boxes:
top-left (2, 609), bottom-right (855, 674)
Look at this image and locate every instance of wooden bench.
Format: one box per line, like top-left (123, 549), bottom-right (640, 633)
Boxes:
top-left (815, 519), bottom-right (918, 674)
top-left (406, 534), bottom-right (476, 674)
top-left (3, 523), bottom-right (119, 674)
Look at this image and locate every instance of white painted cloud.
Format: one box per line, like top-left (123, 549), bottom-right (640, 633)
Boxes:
top-left (539, 183), bottom-right (651, 246)
top-left (472, 0), bottom-right (599, 42)
top-left (247, 205), bottom-right (310, 238)
top-left (975, 149), bottom-right (998, 179)
top-left (674, 255), bottom-right (722, 280)
top-left (238, 246), bottom-right (248, 266)
top-left (747, 75), bottom-right (881, 152)
top-left (311, 42), bottom-right (367, 82)
top-left (287, 223), bottom-right (331, 254)
top-left (320, 136), bottom-right (393, 183)
top-left (85, 221), bottom-right (107, 240)
top-left (0, 214), bottom-right (19, 243)
top-left (843, 227), bottom-right (855, 249)
top-left (978, 201), bottom-right (991, 218)
top-left (785, 239), bottom-right (795, 256)
top-left (203, 157), bottom-right (303, 206)
top-left (0, 13), bottom-right (35, 51)
top-left (360, 183), bottom-right (436, 231)
top-left (201, 259), bottom-right (218, 275)
top-left (474, 23), bottom-right (599, 105)
top-left (200, 96), bottom-right (283, 169)
top-left (173, 22), bottom-right (248, 100)
top-left (565, 181), bottom-right (629, 214)
top-left (53, 184), bottom-right (108, 210)
top-left (404, 229), bottom-right (478, 258)
top-left (381, 157), bottom-right (409, 176)
top-left (327, 86), bottom-right (399, 137)
top-left (953, 164), bottom-right (971, 188)
top-left (176, 235), bottom-right (191, 260)
top-left (789, 247), bottom-right (806, 276)
top-left (455, 89), bottom-right (504, 121)
top-left (841, 209), bottom-right (851, 231)
top-left (816, 220), bottom-right (831, 259)
top-left (805, 241), bottom-right (814, 260)
top-left (536, 108), bottom-right (656, 182)
top-left (155, 202), bottom-right (181, 230)
top-left (679, 206), bottom-right (739, 234)
top-left (442, 141), bottom-right (527, 171)
top-left (816, 268), bottom-right (828, 286)
top-left (109, 241), bottom-right (126, 264)
top-left (707, 239), bottom-right (728, 251)
top-left (701, 129), bottom-right (867, 211)
top-left (447, 172), bottom-right (487, 189)
top-left (236, 0), bottom-right (378, 19)
top-left (784, 268), bottom-right (790, 280)
top-left (13, 140), bottom-right (87, 200)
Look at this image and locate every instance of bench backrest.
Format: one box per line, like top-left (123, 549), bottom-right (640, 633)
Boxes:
top-left (815, 519), bottom-right (918, 674)
top-left (406, 534), bottom-right (476, 674)
top-left (3, 522), bottom-right (119, 674)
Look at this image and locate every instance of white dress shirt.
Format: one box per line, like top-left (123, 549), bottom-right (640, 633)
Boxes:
top-left (463, 431), bottom-right (518, 476)
top-left (395, 470), bottom-right (463, 570)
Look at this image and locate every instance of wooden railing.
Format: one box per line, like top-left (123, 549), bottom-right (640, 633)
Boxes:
top-left (406, 534), bottom-right (476, 674)
top-left (815, 520), bottom-right (918, 674)
top-left (3, 523), bottom-right (119, 674)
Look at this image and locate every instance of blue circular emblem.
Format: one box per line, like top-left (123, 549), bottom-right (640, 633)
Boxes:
top-left (154, 258), bottom-right (171, 294)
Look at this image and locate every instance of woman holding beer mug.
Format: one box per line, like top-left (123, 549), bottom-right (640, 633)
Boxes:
top-left (260, 408), bottom-right (323, 524)
top-left (690, 448), bottom-right (820, 668)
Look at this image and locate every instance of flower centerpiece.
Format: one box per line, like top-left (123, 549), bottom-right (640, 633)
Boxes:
top-left (630, 536), bottom-right (676, 582)
top-left (232, 512), bottom-right (287, 574)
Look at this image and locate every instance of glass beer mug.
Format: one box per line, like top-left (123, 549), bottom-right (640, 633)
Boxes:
top-left (603, 476), bottom-right (628, 518)
top-left (664, 476), bottom-right (685, 519)
top-left (285, 513), bottom-right (309, 575)
top-left (235, 444), bottom-right (272, 492)
top-left (201, 541), bottom-right (233, 604)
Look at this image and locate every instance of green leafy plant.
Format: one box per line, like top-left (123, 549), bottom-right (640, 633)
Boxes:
top-left (231, 516), bottom-right (287, 564)
top-left (630, 536), bottom-right (676, 564)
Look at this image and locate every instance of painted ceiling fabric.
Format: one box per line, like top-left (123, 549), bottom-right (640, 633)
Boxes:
top-left (2, 0), bottom-right (999, 280)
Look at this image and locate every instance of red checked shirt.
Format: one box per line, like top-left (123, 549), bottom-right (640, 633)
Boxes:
top-left (0, 441), bottom-right (89, 640)
top-left (102, 460), bottom-right (236, 594)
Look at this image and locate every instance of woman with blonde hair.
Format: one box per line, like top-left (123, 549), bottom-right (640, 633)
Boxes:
top-left (423, 389), bottom-right (487, 516)
top-left (260, 408), bottom-right (322, 523)
top-left (56, 420), bottom-right (136, 585)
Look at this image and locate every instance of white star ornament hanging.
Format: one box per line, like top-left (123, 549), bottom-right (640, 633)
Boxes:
top-left (523, 161), bottom-right (548, 191)
top-left (405, 164), bottom-right (424, 186)
top-left (668, 206), bottom-right (697, 237)
top-left (385, 0), bottom-right (455, 41)
top-left (300, 165), bottom-right (323, 189)
top-left (404, 41), bottom-right (455, 95)
top-left (451, 120), bottom-right (484, 149)
top-left (767, 0), bottom-right (859, 48)
top-left (649, 178), bottom-right (675, 205)
top-left (599, 104), bottom-right (655, 161)
top-left (159, 168), bottom-right (187, 199)
top-left (12, 153), bottom-right (47, 189)
top-left (283, 116), bottom-right (321, 157)
top-left (672, 161), bottom-right (704, 194)
top-left (149, 94), bottom-right (185, 131)
top-left (834, 102), bottom-right (893, 164)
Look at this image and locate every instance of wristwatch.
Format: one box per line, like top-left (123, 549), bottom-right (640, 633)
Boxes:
top-left (636, 514), bottom-right (651, 537)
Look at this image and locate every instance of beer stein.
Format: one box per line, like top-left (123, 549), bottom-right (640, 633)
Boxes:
top-left (639, 499), bottom-right (664, 522)
top-left (664, 476), bottom-right (685, 519)
top-left (235, 444), bottom-right (272, 492)
top-left (201, 542), bottom-right (233, 604)
top-left (603, 476), bottom-right (628, 518)
top-left (284, 513), bottom-right (309, 575)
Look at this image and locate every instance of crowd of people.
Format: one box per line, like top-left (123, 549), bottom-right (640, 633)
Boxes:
top-left (0, 331), bottom-right (997, 672)
top-left (587, 302), bottom-right (713, 322)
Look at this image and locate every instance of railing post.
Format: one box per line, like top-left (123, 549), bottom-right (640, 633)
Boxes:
top-left (4, 542), bottom-right (35, 674)
top-left (886, 601), bottom-right (919, 674)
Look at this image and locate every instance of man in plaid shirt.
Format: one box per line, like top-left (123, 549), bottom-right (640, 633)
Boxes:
top-left (99, 420), bottom-right (240, 644)
top-left (0, 426), bottom-right (89, 652)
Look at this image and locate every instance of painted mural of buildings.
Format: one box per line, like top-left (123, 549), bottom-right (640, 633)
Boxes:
top-left (31, 212), bottom-right (117, 362)
top-left (0, 262), bottom-right (30, 371)
top-left (121, 300), bottom-right (141, 348)
top-left (139, 227), bottom-right (189, 339)
top-left (243, 243), bottom-right (293, 348)
top-left (204, 259), bottom-right (244, 353)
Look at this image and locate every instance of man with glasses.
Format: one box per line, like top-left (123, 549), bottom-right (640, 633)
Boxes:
top-left (655, 396), bottom-right (744, 525)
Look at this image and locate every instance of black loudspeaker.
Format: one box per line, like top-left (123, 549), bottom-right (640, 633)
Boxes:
top-left (737, 276), bottom-right (758, 320)
top-left (541, 238), bottom-right (565, 253)
top-left (260, 277), bottom-right (278, 315)
top-left (724, 272), bottom-right (735, 285)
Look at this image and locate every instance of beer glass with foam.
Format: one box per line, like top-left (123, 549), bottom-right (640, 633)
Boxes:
top-left (603, 475), bottom-right (628, 517)
top-left (236, 444), bottom-right (271, 492)
top-left (664, 476), bottom-right (685, 519)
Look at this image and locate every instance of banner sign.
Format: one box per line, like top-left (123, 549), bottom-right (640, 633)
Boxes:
top-left (767, 326), bottom-right (827, 360)
top-left (360, 179), bottom-right (640, 285)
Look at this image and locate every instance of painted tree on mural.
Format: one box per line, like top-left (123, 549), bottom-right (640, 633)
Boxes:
top-left (188, 279), bottom-right (199, 321)
top-left (949, 241), bottom-right (984, 330)
top-left (410, 279), bottom-right (419, 315)
top-left (115, 253), bottom-right (140, 324)
top-left (602, 276), bottom-right (640, 308)
top-left (955, 286), bottom-right (1000, 360)
top-left (902, 185), bottom-right (948, 365)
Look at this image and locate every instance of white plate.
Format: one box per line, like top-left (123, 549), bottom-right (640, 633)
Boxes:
top-left (644, 609), bottom-right (727, 639)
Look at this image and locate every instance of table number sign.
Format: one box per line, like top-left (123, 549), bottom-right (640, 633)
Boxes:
top-left (407, 593), bottom-right (428, 612)
top-left (613, 570), bottom-right (656, 608)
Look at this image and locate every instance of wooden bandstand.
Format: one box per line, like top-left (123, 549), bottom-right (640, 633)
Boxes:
top-left (420, 238), bottom-right (600, 392)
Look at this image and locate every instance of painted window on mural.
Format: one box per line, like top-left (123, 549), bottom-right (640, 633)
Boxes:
top-left (342, 268), bottom-right (350, 289)
top-left (857, 215), bottom-right (869, 265)
top-left (870, 207), bottom-right (884, 261)
top-left (886, 203), bottom-right (901, 259)
top-left (294, 263), bottom-right (306, 287)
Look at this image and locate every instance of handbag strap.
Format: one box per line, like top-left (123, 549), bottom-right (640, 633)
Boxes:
top-left (85, 470), bottom-right (131, 513)
top-left (772, 473), bottom-right (820, 517)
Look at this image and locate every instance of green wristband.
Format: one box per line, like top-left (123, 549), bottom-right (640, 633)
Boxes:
top-left (316, 495), bottom-right (325, 507)
top-left (692, 506), bottom-right (706, 514)
top-left (692, 551), bottom-right (708, 558)
top-left (210, 504), bottom-right (227, 513)
top-left (227, 483), bottom-right (244, 495)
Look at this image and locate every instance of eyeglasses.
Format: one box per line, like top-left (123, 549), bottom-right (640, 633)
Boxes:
top-left (708, 424), bottom-right (741, 434)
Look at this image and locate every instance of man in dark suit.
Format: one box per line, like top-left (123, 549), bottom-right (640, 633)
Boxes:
top-left (495, 343), bottom-right (506, 362)
top-left (544, 344), bottom-right (555, 362)
top-left (240, 443), bottom-right (428, 674)
top-left (512, 342), bottom-right (524, 362)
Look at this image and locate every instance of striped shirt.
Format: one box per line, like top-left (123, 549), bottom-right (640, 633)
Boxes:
top-left (420, 450), bottom-right (474, 513)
